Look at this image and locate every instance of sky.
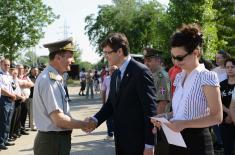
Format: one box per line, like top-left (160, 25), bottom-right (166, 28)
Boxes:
top-left (38, 0), bottom-right (169, 64)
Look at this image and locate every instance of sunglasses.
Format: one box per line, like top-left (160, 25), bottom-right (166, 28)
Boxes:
top-left (171, 53), bottom-right (190, 61)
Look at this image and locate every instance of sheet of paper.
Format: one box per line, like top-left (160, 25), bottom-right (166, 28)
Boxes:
top-left (151, 117), bottom-right (187, 148)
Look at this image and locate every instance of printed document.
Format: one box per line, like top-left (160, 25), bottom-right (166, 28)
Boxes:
top-left (151, 117), bottom-right (187, 148)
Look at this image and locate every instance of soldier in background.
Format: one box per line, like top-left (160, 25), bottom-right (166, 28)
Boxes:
top-left (143, 48), bottom-right (171, 155)
top-left (143, 48), bottom-right (171, 114)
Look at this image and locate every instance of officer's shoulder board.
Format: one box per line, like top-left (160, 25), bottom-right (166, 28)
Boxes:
top-left (49, 72), bottom-right (63, 81)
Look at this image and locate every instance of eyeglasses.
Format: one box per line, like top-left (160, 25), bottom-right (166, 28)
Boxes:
top-left (171, 53), bottom-right (190, 61)
top-left (103, 50), bottom-right (115, 56)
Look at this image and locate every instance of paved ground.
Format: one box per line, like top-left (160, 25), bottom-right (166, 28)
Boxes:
top-left (0, 86), bottom-right (115, 155)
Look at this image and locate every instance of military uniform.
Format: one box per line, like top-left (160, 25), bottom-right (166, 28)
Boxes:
top-left (143, 48), bottom-right (171, 155)
top-left (33, 38), bottom-right (75, 155)
top-left (152, 68), bottom-right (171, 110)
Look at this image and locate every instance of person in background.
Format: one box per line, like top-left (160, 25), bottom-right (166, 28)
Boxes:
top-left (101, 65), bottom-right (117, 140)
top-left (28, 67), bottom-right (39, 131)
top-left (219, 58), bottom-right (235, 155)
top-left (213, 50), bottom-right (231, 82)
top-left (79, 68), bottom-right (86, 96)
top-left (212, 50), bottom-right (231, 151)
top-left (151, 24), bottom-right (223, 155)
top-left (0, 59), bottom-right (16, 150)
top-left (63, 71), bottom-right (71, 102)
top-left (143, 48), bottom-right (171, 155)
top-left (17, 64), bottom-right (34, 135)
top-left (168, 58), bottom-right (182, 96)
top-left (230, 87), bottom-right (235, 124)
top-left (100, 65), bottom-right (107, 83)
top-left (85, 70), bottom-right (94, 99)
top-left (9, 66), bottom-right (26, 140)
top-left (93, 70), bottom-right (100, 94)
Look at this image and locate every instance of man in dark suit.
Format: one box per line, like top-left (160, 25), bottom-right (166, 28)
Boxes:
top-left (85, 32), bottom-right (157, 155)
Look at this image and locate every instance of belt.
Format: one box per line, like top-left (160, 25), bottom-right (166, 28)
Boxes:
top-left (39, 130), bottom-right (72, 135)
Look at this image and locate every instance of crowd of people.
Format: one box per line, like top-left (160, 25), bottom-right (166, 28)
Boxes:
top-left (0, 61), bottom-right (39, 150)
top-left (0, 23), bottom-right (234, 155)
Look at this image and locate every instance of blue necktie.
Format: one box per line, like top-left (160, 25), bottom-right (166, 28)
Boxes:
top-left (116, 69), bottom-right (121, 94)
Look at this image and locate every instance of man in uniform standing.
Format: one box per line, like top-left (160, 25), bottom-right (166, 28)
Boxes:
top-left (143, 48), bottom-right (171, 155)
top-left (143, 48), bottom-right (171, 114)
top-left (33, 38), bottom-right (90, 155)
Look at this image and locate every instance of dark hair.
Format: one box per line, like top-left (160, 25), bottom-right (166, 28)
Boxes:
top-left (170, 24), bottom-right (203, 54)
top-left (49, 50), bottom-right (66, 60)
top-left (224, 58), bottom-right (235, 66)
top-left (217, 50), bottom-right (231, 60)
top-left (101, 32), bottom-right (130, 56)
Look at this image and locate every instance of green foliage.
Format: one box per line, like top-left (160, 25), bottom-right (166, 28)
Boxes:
top-left (78, 61), bottom-right (93, 71)
top-left (85, 0), bottom-right (234, 62)
top-left (202, 0), bottom-right (218, 59)
top-left (73, 43), bottom-right (82, 63)
top-left (0, 0), bottom-right (57, 61)
top-left (213, 0), bottom-right (235, 56)
top-left (85, 0), bottom-right (169, 55)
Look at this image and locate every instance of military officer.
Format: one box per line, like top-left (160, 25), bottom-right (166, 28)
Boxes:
top-left (143, 48), bottom-right (171, 155)
top-left (33, 38), bottom-right (90, 155)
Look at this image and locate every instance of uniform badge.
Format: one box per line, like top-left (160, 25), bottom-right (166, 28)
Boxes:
top-left (159, 87), bottom-right (166, 95)
top-left (158, 72), bottom-right (163, 78)
top-left (49, 72), bottom-right (62, 81)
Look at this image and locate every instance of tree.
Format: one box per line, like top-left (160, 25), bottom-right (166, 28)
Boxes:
top-left (85, 0), bottom-right (168, 55)
top-left (78, 61), bottom-right (93, 71)
top-left (73, 42), bottom-right (82, 64)
top-left (168, 0), bottom-right (219, 59)
top-left (201, 0), bottom-right (218, 59)
top-left (0, 0), bottom-right (57, 61)
top-left (213, 0), bottom-right (235, 55)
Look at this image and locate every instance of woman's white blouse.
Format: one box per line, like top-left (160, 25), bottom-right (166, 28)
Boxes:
top-left (172, 64), bottom-right (219, 120)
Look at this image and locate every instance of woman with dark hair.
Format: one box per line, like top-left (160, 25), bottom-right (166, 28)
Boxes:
top-left (220, 58), bottom-right (235, 155)
top-left (151, 24), bottom-right (223, 155)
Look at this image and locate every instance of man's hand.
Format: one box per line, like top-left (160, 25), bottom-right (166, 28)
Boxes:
top-left (81, 117), bottom-right (97, 133)
top-left (143, 148), bottom-right (154, 155)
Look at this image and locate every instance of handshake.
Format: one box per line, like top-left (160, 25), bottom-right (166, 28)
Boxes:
top-left (81, 117), bottom-right (98, 133)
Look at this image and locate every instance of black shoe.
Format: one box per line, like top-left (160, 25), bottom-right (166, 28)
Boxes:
top-left (8, 137), bottom-right (16, 142)
top-left (4, 142), bottom-right (15, 146)
top-left (0, 145), bottom-right (8, 150)
top-left (21, 130), bottom-right (29, 135)
top-left (68, 99), bottom-right (71, 102)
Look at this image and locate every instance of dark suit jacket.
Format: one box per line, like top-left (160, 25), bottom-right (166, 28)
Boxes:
top-left (94, 58), bottom-right (157, 155)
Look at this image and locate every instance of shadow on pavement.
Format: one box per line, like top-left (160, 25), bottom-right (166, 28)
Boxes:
top-left (71, 139), bottom-right (115, 155)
